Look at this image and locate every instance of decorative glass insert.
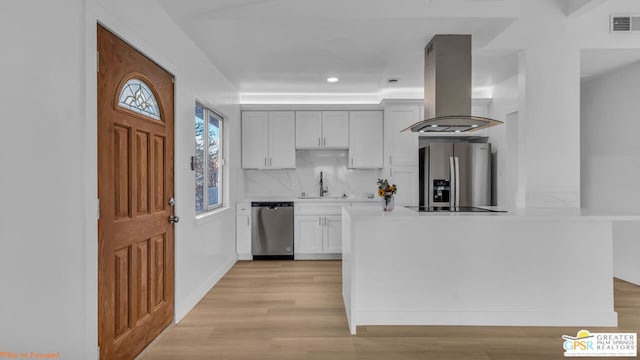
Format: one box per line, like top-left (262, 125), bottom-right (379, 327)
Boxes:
top-left (118, 78), bottom-right (161, 120)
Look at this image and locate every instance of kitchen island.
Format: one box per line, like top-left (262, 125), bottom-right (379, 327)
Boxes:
top-left (341, 206), bottom-right (640, 335)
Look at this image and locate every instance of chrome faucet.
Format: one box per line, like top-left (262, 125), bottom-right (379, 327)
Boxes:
top-left (319, 171), bottom-right (328, 197)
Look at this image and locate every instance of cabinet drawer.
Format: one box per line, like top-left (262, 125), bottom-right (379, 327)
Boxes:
top-left (237, 201), bottom-right (251, 216)
top-left (295, 202), bottom-right (345, 215)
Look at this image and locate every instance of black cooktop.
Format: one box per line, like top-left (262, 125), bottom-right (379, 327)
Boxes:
top-left (405, 206), bottom-right (506, 213)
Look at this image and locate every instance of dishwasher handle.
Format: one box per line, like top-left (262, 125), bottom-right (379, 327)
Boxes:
top-left (251, 201), bottom-right (294, 208)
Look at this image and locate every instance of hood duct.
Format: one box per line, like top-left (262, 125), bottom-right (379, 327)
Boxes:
top-left (403, 34), bottom-right (503, 133)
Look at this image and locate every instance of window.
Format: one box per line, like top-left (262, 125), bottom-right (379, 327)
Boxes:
top-left (195, 103), bottom-right (223, 213)
top-left (118, 78), bottom-right (161, 120)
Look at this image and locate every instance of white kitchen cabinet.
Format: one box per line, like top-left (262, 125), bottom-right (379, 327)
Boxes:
top-left (295, 214), bottom-right (342, 255)
top-left (348, 111), bottom-right (383, 168)
top-left (322, 111), bottom-right (349, 148)
top-left (384, 102), bottom-right (421, 167)
top-left (383, 101), bottom-right (421, 207)
top-left (295, 111), bottom-right (322, 149)
top-left (295, 111), bottom-right (348, 149)
top-left (236, 202), bottom-right (252, 260)
top-left (323, 215), bottom-right (342, 253)
top-left (389, 166), bottom-right (419, 207)
top-left (294, 202), bottom-right (348, 257)
top-left (241, 111), bottom-right (295, 169)
top-left (294, 215), bottom-right (325, 254)
top-left (268, 111), bottom-right (296, 168)
top-left (241, 112), bottom-right (269, 169)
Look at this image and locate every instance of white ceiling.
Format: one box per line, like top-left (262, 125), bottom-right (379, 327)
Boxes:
top-left (156, 0), bottom-right (640, 102)
top-left (158, 0), bottom-right (520, 100)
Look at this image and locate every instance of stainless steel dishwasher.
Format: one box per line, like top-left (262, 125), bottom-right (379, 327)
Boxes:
top-left (251, 202), bottom-right (294, 260)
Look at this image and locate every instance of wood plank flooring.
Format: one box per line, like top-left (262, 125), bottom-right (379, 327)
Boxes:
top-left (141, 261), bottom-right (640, 360)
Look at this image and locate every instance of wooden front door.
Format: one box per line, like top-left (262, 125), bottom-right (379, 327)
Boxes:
top-left (97, 25), bottom-right (175, 360)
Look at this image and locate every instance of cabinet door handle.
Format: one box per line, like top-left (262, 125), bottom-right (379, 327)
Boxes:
top-left (324, 217), bottom-right (327, 226)
top-left (318, 137), bottom-right (321, 147)
top-left (269, 158), bottom-right (272, 166)
top-left (323, 137), bottom-right (326, 147)
top-left (318, 217), bottom-right (322, 226)
top-left (390, 156), bottom-right (392, 166)
top-left (264, 158), bottom-right (267, 167)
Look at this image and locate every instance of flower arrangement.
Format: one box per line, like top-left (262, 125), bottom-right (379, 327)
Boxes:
top-left (377, 178), bottom-right (397, 211)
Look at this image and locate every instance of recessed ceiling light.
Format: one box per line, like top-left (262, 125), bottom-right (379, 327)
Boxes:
top-left (430, 124), bottom-right (438, 127)
top-left (326, 77), bottom-right (339, 83)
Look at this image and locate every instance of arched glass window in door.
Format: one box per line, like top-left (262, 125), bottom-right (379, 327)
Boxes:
top-left (118, 78), bottom-right (161, 120)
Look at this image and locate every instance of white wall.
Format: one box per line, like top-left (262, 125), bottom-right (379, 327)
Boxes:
top-left (0, 1), bottom-right (89, 358)
top-left (581, 60), bottom-right (640, 284)
top-left (0, 0), bottom-right (240, 358)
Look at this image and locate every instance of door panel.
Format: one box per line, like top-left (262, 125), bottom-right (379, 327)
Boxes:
top-left (453, 143), bottom-right (472, 207)
top-left (322, 111), bottom-right (349, 148)
top-left (241, 112), bottom-right (269, 168)
top-left (470, 143), bottom-right (492, 206)
top-left (324, 215), bottom-right (342, 253)
top-left (348, 111), bottom-right (383, 168)
top-left (98, 25), bottom-right (174, 360)
top-left (114, 125), bottom-right (131, 219)
top-left (136, 131), bottom-right (150, 215)
top-left (295, 216), bottom-right (323, 254)
top-left (268, 111), bottom-right (296, 168)
top-left (295, 111), bottom-right (322, 149)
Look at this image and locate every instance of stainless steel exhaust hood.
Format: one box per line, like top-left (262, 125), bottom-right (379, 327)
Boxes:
top-left (403, 35), bottom-right (503, 133)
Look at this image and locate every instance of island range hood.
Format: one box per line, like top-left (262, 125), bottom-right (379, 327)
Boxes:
top-left (403, 35), bottom-right (503, 133)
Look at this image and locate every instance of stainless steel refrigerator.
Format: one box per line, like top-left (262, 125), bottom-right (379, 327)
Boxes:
top-left (419, 142), bottom-right (491, 207)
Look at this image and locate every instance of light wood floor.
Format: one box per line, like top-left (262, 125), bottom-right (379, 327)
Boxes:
top-left (142, 261), bottom-right (640, 360)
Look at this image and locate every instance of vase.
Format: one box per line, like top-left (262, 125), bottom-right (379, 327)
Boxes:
top-left (383, 196), bottom-right (395, 211)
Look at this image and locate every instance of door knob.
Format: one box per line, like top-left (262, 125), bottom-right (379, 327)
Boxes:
top-left (169, 197), bottom-right (176, 206)
top-left (168, 215), bottom-right (180, 224)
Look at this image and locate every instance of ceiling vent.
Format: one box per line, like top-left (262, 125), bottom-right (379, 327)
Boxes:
top-left (610, 15), bottom-right (640, 32)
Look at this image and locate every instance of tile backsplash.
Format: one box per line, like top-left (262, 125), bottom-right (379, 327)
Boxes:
top-left (242, 150), bottom-right (383, 198)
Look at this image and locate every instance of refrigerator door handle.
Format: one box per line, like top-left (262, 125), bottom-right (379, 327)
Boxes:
top-left (449, 156), bottom-right (455, 207)
top-left (454, 156), bottom-right (460, 208)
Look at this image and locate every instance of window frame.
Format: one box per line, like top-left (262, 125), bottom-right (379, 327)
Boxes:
top-left (195, 102), bottom-right (224, 214)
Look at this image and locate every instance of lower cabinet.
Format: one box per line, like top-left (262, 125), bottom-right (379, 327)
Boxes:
top-left (324, 215), bottom-right (342, 253)
top-left (295, 215), bottom-right (342, 255)
top-left (236, 202), bottom-right (252, 260)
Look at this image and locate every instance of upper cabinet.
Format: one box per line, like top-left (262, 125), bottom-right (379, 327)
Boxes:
top-left (322, 111), bottom-right (349, 148)
top-left (241, 111), bottom-right (295, 169)
top-left (384, 102), bottom-right (421, 167)
top-left (295, 111), bottom-right (348, 149)
top-left (383, 101), bottom-right (422, 207)
top-left (348, 111), bottom-right (383, 169)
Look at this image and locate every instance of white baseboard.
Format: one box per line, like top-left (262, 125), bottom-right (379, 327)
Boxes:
top-left (238, 253), bottom-right (342, 260)
top-left (350, 310), bottom-right (618, 334)
top-left (175, 254), bottom-right (237, 322)
top-left (294, 253), bottom-right (342, 260)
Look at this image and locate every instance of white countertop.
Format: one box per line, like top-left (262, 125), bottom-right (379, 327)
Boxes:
top-left (344, 205), bottom-right (640, 221)
top-left (239, 196), bottom-right (380, 203)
